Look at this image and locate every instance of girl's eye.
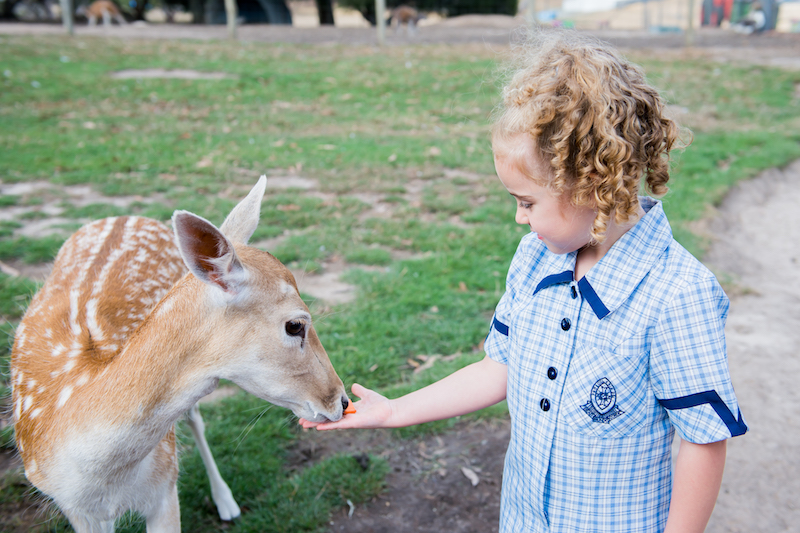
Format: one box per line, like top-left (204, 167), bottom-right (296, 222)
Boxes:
top-left (518, 202), bottom-right (533, 209)
top-left (285, 321), bottom-right (306, 337)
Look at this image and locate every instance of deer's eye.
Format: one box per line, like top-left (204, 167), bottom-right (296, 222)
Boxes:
top-left (285, 320), bottom-right (306, 337)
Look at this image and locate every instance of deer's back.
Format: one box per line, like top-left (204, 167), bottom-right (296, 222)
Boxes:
top-left (11, 216), bottom-right (186, 465)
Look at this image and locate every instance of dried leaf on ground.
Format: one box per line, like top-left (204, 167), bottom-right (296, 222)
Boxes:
top-left (461, 466), bottom-right (479, 487)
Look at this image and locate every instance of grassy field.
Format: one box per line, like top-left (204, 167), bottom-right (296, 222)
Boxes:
top-left (1, 34), bottom-right (800, 532)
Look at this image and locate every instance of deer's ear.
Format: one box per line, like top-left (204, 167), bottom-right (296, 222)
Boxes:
top-left (219, 175), bottom-right (267, 245)
top-left (172, 211), bottom-right (245, 293)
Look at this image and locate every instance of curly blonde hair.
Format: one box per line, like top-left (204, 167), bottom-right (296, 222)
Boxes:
top-left (492, 30), bottom-right (683, 243)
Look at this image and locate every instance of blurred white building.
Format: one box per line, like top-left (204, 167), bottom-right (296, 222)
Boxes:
top-left (561, 0), bottom-right (619, 12)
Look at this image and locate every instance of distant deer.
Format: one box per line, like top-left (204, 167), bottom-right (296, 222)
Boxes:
top-left (389, 5), bottom-right (426, 35)
top-left (76, 0), bottom-right (127, 26)
top-left (10, 177), bottom-right (350, 532)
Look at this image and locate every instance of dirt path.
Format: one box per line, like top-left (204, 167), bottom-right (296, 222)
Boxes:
top-left (704, 160), bottom-right (800, 533)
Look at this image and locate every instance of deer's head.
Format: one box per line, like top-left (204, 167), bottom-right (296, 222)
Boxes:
top-left (171, 177), bottom-right (348, 423)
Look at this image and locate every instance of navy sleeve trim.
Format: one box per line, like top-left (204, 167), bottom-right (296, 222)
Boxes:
top-left (577, 277), bottom-right (611, 320)
top-left (658, 390), bottom-right (748, 437)
top-left (492, 317), bottom-right (509, 336)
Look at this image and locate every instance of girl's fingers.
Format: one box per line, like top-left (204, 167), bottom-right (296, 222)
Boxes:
top-left (298, 418), bottom-right (320, 429)
top-left (350, 382), bottom-right (370, 399)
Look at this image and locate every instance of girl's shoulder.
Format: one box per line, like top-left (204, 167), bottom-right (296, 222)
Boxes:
top-left (649, 239), bottom-right (728, 312)
top-left (658, 238), bottom-right (720, 284)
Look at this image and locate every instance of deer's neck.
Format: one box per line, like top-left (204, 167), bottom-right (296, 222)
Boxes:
top-left (83, 278), bottom-right (225, 450)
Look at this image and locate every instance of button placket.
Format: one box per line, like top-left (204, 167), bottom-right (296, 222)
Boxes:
top-left (542, 282), bottom-right (579, 416)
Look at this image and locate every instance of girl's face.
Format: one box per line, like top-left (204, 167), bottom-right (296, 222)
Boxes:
top-left (493, 136), bottom-right (597, 255)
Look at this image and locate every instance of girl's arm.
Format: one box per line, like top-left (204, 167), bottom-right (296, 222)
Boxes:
top-left (299, 355), bottom-right (508, 430)
top-left (663, 438), bottom-right (727, 533)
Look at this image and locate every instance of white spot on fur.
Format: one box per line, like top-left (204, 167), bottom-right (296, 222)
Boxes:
top-left (30, 408), bottom-right (42, 419)
top-left (63, 360), bottom-right (76, 373)
top-left (57, 386), bottom-right (73, 408)
top-left (154, 296), bottom-right (176, 318)
top-left (52, 344), bottom-right (66, 358)
top-left (76, 373), bottom-right (90, 387)
top-left (15, 323), bottom-right (26, 349)
top-left (69, 288), bottom-right (82, 337)
top-left (14, 399), bottom-right (21, 421)
top-left (134, 248), bottom-right (150, 263)
top-left (26, 379), bottom-right (36, 389)
top-left (22, 396), bottom-right (32, 413)
top-left (85, 298), bottom-right (105, 342)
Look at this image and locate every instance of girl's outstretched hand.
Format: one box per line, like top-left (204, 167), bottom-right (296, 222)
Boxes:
top-left (299, 383), bottom-right (392, 430)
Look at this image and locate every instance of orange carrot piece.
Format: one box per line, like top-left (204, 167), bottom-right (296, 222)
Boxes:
top-left (344, 398), bottom-right (357, 414)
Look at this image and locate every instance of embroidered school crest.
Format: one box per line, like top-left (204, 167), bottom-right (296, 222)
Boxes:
top-left (581, 377), bottom-right (624, 423)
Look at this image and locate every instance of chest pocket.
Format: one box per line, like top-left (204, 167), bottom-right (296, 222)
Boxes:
top-left (561, 342), bottom-right (652, 439)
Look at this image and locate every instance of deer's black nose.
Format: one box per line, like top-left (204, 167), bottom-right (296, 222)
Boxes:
top-left (341, 395), bottom-right (350, 411)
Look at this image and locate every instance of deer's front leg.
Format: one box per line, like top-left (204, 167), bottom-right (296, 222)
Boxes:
top-left (145, 483), bottom-right (181, 533)
top-left (186, 402), bottom-right (241, 521)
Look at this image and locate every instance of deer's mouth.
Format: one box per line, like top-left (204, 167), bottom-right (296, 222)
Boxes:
top-left (298, 400), bottom-right (343, 423)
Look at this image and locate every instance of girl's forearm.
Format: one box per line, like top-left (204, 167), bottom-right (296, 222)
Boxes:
top-left (386, 355), bottom-right (508, 427)
top-left (664, 439), bottom-right (727, 533)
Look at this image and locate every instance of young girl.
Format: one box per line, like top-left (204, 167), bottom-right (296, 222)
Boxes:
top-left (301, 31), bottom-right (747, 533)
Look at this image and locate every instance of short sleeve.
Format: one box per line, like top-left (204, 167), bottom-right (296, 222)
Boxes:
top-left (650, 274), bottom-right (747, 443)
top-left (484, 237), bottom-right (532, 366)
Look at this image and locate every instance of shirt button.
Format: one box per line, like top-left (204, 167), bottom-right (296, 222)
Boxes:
top-left (561, 318), bottom-right (571, 331)
top-left (547, 367), bottom-right (558, 380)
top-left (540, 398), bottom-right (551, 411)
top-left (570, 285), bottom-right (578, 299)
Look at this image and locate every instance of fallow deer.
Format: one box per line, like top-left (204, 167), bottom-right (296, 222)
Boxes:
top-left (10, 176), bottom-right (349, 532)
top-left (76, 0), bottom-right (127, 26)
top-left (389, 5), bottom-right (425, 35)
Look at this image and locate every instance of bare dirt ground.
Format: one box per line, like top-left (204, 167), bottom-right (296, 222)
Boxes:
top-left (2, 19), bottom-right (800, 532)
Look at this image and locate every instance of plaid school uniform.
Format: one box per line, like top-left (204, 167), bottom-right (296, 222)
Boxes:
top-left (485, 197), bottom-right (747, 533)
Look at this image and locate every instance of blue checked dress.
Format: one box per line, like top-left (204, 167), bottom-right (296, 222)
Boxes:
top-left (484, 197), bottom-right (747, 533)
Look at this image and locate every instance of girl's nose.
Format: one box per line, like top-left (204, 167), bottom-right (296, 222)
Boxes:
top-left (515, 208), bottom-right (528, 226)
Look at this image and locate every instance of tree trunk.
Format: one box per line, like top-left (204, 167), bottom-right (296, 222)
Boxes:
top-left (315, 0), bottom-right (334, 25)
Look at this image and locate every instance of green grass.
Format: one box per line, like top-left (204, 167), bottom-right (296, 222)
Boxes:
top-left (1, 34), bottom-right (800, 532)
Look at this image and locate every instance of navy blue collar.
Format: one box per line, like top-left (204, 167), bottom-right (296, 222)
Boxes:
top-left (533, 197), bottom-right (673, 320)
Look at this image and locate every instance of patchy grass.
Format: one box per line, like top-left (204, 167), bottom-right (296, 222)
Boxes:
top-left (1, 34), bottom-right (800, 531)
